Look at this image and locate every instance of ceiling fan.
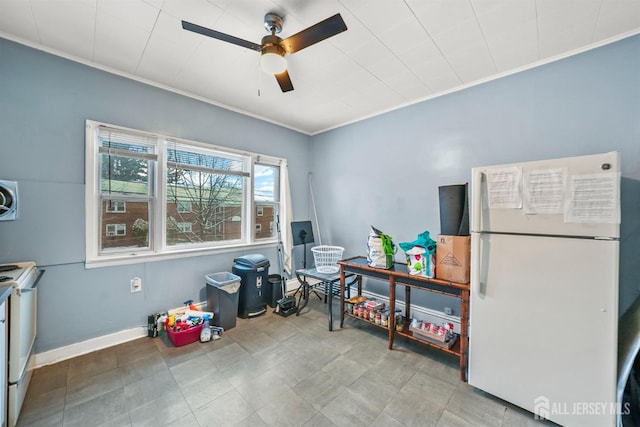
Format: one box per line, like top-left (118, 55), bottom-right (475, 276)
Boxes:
top-left (182, 13), bottom-right (347, 93)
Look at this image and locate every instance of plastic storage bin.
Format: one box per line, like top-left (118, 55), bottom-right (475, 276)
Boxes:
top-left (165, 320), bottom-right (203, 347)
top-left (233, 254), bottom-right (270, 318)
top-left (206, 272), bottom-right (241, 331)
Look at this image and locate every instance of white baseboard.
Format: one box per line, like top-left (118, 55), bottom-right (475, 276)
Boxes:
top-left (34, 301), bottom-right (211, 368)
top-left (34, 326), bottom-right (147, 368)
top-left (34, 285), bottom-right (459, 367)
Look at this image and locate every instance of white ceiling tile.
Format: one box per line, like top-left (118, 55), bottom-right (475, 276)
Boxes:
top-left (97, 0), bottom-right (160, 33)
top-left (368, 55), bottom-right (409, 81)
top-left (484, 19), bottom-right (539, 71)
top-left (472, 0), bottom-right (536, 38)
top-left (143, 0), bottom-right (164, 8)
top-left (206, 0), bottom-right (233, 10)
top-left (332, 83), bottom-right (366, 108)
top-left (347, 37), bottom-right (392, 68)
top-left (94, 11), bottom-right (150, 73)
top-left (349, 0), bottom-right (413, 32)
top-left (30, 0), bottom-right (97, 59)
top-left (162, 0), bottom-right (224, 25)
top-left (445, 40), bottom-right (497, 83)
top-left (396, 39), bottom-right (442, 69)
top-left (411, 0), bottom-right (475, 37)
top-left (536, 0), bottom-right (601, 35)
top-left (0, 1), bottom-right (39, 42)
top-left (432, 16), bottom-right (485, 56)
top-left (355, 81), bottom-right (405, 110)
top-left (136, 12), bottom-right (199, 82)
top-left (413, 56), bottom-right (461, 92)
top-left (336, 0), bottom-right (368, 12)
top-left (492, 40), bottom-right (539, 72)
top-left (377, 16), bottom-right (428, 55)
top-left (341, 66), bottom-right (382, 89)
top-left (384, 69), bottom-right (431, 101)
top-left (595, 0), bottom-right (640, 40)
top-left (539, 24), bottom-right (594, 58)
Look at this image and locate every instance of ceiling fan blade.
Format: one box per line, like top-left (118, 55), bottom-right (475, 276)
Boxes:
top-left (182, 20), bottom-right (262, 51)
top-left (275, 70), bottom-right (294, 92)
top-left (280, 13), bottom-right (347, 54)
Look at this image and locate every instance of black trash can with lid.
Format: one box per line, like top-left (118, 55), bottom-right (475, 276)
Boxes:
top-left (206, 272), bottom-right (241, 331)
top-left (233, 254), bottom-right (269, 318)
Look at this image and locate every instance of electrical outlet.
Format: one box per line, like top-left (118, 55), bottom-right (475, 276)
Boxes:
top-left (444, 307), bottom-right (453, 315)
top-left (130, 277), bottom-right (142, 293)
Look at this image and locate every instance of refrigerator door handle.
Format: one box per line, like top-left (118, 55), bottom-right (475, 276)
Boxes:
top-left (471, 233), bottom-right (486, 297)
top-left (471, 170), bottom-right (483, 232)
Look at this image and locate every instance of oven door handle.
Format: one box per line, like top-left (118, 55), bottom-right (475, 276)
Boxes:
top-left (17, 269), bottom-right (45, 295)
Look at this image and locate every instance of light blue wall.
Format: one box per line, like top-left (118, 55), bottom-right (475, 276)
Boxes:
top-left (311, 35), bottom-right (640, 316)
top-left (0, 38), bottom-right (312, 352)
top-left (1, 34), bottom-right (639, 354)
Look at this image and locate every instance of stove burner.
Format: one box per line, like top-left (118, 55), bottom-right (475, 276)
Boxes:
top-left (0, 265), bottom-right (19, 273)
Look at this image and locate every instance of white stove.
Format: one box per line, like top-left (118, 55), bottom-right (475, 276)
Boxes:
top-left (0, 262), bottom-right (43, 426)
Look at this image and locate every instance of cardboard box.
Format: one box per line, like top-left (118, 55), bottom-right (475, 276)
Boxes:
top-left (436, 235), bottom-right (470, 283)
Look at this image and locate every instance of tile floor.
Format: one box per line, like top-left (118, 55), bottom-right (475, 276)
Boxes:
top-left (18, 296), bottom-right (555, 427)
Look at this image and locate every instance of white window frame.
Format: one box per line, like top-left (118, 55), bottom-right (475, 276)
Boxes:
top-left (257, 206), bottom-right (264, 216)
top-left (255, 224), bottom-right (262, 233)
top-left (85, 120), bottom-right (287, 267)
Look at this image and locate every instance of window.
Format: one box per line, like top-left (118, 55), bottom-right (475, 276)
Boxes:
top-left (106, 201), bottom-right (126, 213)
top-left (106, 224), bottom-right (126, 236)
top-left (85, 121), bottom-right (287, 266)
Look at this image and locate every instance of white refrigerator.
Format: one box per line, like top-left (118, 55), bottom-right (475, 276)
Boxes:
top-left (469, 151), bottom-right (621, 427)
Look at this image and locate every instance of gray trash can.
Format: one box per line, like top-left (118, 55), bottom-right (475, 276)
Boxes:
top-left (206, 272), bottom-right (241, 331)
top-left (233, 254), bottom-right (269, 318)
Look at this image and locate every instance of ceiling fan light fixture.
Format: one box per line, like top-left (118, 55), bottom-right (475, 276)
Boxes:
top-left (260, 44), bottom-right (286, 74)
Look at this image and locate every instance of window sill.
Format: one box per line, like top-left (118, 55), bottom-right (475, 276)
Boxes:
top-left (85, 240), bottom-right (278, 268)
